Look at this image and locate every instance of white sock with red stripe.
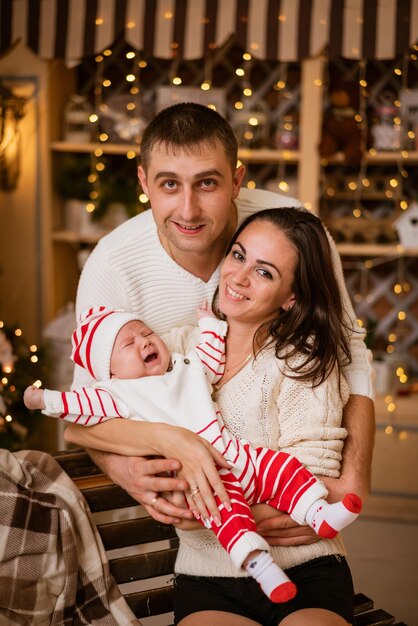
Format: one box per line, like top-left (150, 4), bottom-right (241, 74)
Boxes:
top-left (245, 551), bottom-right (297, 603)
top-left (306, 494), bottom-right (363, 538)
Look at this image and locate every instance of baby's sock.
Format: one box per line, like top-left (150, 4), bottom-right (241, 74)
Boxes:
top-left (245, 551), bottom-right (297, 603)
top-left (306, 494), bottom-right (362, 538)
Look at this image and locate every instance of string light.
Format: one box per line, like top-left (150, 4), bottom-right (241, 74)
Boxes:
top-left (201, 52), bottom-right (213, 92)
top-left (0, 323), bottom-right (44, 449)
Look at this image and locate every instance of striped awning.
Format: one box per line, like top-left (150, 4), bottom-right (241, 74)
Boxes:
top-left (1, 0), bottom-right (418, 65)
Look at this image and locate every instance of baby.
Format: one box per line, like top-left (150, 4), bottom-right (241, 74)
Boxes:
top-left (25, 305), bottom-right (362, 604)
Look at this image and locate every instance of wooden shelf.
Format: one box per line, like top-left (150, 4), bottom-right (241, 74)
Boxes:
top-left (51, 141), bottom-right (140, 155)
top-left (53, 230), bottom-right (108, 245)
top-left (323, 193), bottom-right (399, 201)
top-left (52, 142), bottom-right (418, 165)
top-left (237, 148), bottom-right (299, 164)
top-left (322, 150), bottom-right (418, 165)
top-left (50, 141), bottom-right (300, 163)
top-left (336, 243), bottom-right (418, 257)
top-left (52, 231), bottom-right (418, 257)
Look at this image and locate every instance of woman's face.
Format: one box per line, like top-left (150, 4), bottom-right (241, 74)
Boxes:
top-left (219, 219), bottom-right (297, 327)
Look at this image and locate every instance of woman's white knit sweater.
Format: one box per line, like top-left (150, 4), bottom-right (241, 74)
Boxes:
top-left (173, 335), bottom-right (349, 577)
top-left (75, 188), bottom-right (373, 397)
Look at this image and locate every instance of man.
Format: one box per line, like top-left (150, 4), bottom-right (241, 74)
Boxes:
top-left (65, 102), bottom-right (375, 545)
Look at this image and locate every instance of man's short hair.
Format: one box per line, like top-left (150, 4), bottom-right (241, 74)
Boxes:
top-left (140, 102), bottom-right (238, 173)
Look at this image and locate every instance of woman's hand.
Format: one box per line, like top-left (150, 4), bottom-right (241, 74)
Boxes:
top-left (156, 426), bottom-right (231, 526)
top-left (162, 490), bottom-right (202, 530)
top-left (253, 505), bottom-right (319, 547)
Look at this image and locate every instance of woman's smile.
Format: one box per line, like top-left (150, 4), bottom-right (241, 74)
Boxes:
top-left (225, 285), bottom-right (249, 301)
top-left (219, 220), bottom-right (297, 325)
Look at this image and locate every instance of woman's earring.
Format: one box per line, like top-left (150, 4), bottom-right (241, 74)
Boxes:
top-left (286, 304), bottom-right (291, 310)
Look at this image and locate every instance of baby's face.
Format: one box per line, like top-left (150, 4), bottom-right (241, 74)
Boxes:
top-left (110, 321), bottom-right (170, 379)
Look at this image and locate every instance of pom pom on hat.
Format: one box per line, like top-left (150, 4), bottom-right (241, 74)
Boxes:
top-left (71, 306), bottom-right (142, 380)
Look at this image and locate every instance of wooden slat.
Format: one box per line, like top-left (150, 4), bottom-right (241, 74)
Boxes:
top-left (354, 593), bottom-right (375, 615)
top-left (82, 484), bottom-right (138, 512)
top-left (54, 448), bottom-right (103, 479)
top-left (97, 516), bottom-right (178, 550)
top-left (354, 608), bottom-right (396, 626)
top-left (109, 548), bottom-right (178, 584)
top-left (125, 585), bottom-right (174, 620)
top-left (73, 475), bottom-right (114, 490)
top-left (54, 449), bottom-right (138, 511)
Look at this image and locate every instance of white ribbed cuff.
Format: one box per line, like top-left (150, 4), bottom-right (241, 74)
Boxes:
top-left (229, 531), bottom-right (270, 569)
top-left (344, 349), bottom-right (375, 400)
top-left (290, 480), bottom-right (328, 526)
top-left (43, 389), bottom-right (64, 416)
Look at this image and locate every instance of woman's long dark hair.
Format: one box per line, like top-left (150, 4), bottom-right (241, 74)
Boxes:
top-left (214, 207), bottom-right (352, 388)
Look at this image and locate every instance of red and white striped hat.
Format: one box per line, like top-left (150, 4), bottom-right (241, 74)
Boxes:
top-left (71, 306), bottom-right (142, 380)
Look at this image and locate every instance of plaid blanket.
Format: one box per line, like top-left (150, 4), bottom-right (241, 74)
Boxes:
top-left (0, 449), bottom-right (141, 625)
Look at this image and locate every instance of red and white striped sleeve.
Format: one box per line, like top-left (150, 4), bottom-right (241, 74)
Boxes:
top-left (195, 317), bottom-right (228, 384)
top-left (42, 386), bottom-right (128, 425)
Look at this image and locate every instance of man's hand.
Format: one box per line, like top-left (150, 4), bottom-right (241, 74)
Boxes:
top-left (87, 450), bottom-right (195, 524)
top-left (252, 505), bottom-right (319, 547)
top-left (339, 394), bottom-right (375, 502)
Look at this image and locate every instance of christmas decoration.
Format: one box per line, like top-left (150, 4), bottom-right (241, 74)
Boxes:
top-left (0, 321), bottom-right (44, 451)
top-left (394, 202), bottom-right (418, 248)
top-left (319, 81), bottom-right (363, 165)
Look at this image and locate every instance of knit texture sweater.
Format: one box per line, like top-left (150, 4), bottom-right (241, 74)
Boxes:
top-left (171, 326), bottom-right (348, 577)
top-left (74, 187), bottom-right (373, 397)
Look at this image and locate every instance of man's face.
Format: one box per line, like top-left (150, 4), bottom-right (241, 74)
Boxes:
top-left (138, 141), bottom-right (245, 257)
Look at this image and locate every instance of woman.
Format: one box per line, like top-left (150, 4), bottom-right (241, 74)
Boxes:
top-left (65, 207), bottom-right (356, 625)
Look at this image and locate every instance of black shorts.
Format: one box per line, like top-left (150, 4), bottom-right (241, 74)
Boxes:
top-left (173, 555), bottom-right (354, 625)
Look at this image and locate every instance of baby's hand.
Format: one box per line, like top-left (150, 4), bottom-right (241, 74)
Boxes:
top-left (24, 385), bottom-right (46, 410)
top-left (196, 300), bottom-right (215, 320)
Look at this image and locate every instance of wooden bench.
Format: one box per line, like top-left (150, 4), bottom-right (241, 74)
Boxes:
top-left (54, 448), bottom-right (407, 626)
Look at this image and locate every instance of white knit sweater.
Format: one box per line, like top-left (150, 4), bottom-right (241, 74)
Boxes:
top-left (74, 187), bottom-right (373, 397)
top-left (172, 327), bottom-right (348, 576)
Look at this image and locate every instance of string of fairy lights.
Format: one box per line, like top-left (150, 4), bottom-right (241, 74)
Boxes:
top-left (0, 320), bottom-right (43, 449)
top-left (72, 47), bottom-right (303, 214)
top-left (346, 250), bottom-right (413, 436)
top-left (318, 45), bottom-right (418, 435)
top-left (46, 38), bottom-right (418, 445)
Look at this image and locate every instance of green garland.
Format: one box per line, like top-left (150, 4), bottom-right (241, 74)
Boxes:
top-left (0, 322), bottom-right (45, 451)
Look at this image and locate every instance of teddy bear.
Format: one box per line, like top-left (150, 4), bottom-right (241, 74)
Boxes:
top-left (319, 82), bottom-right (363, 166)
